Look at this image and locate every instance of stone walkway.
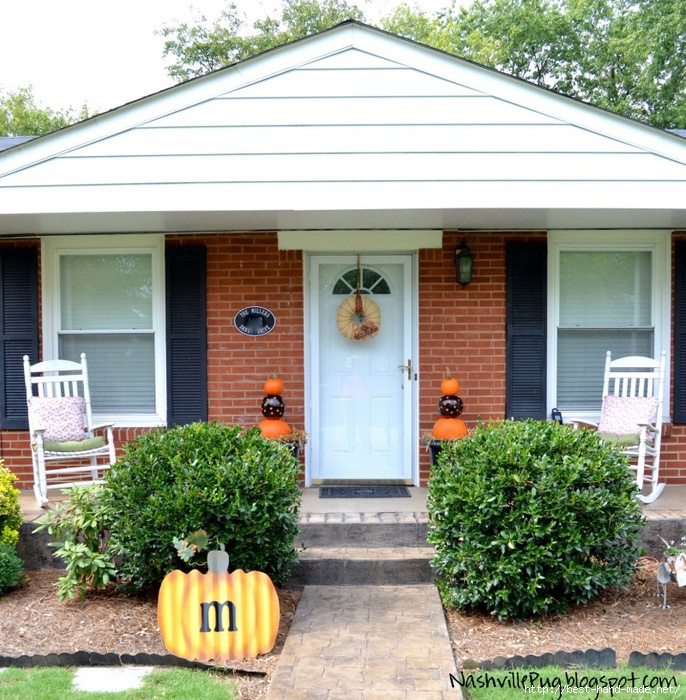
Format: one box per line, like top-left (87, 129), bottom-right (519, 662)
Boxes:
top-left (265, 585), bottom-right (459, 700)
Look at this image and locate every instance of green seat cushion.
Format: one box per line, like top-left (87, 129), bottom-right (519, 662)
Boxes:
top-left (43, 436), bottom-right (107, 452)
top-left (598, 433), bottom-right (641, 447)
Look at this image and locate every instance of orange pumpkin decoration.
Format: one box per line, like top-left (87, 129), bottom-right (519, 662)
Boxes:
top-left (441, 369), bottom-right (459, 396)
top-left (158, 549), bottom-right (280, 662)
top-left (258, 418), bottom-right (292, 438)
top-left (264, 375), bottom-right (284, 396)
top-left (432, 417), bottom-right (468, 440)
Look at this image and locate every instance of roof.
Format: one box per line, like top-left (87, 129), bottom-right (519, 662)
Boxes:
top-left (0, 136), bottom-right (37, 152)
top-left (2, 20), bottom-right (686, 235)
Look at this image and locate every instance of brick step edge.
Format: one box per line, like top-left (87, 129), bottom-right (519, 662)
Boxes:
top-left (464, 648), bottom-right (686, 671)
top-left (0, 651), bottom-right (265, 675)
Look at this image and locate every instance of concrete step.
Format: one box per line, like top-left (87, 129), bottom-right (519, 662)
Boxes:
top-left (289, 514), bottom-right (434, 586)
top-left (295, 515), bottom-right (429, 549)
top-left (288, 546), bottom-right (435, 586)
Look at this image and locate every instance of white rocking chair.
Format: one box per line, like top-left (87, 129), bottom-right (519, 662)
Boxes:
top-left (577, 350), bottom-right (666, 504)
top-left (24, 353), bottom-right (116, 507)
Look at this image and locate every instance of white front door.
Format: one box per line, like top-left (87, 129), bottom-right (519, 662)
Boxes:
top-left (308, 255), bottom-right (415, 482)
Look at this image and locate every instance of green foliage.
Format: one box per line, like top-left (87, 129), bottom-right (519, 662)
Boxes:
top-left (173, 528), bottom-right (210, 563)
top-left (159, 0), bottom-right (365, 81)
top-left (0, 542), bottom-right (23, 596)
top-left (427, 420), bottom-right (645, 620)
top-left (0, 462), bottom-right (22, 548)
top-left (437, 0), bottom-right (686, 128)
top-left (34, 484), bottom-right (116, 601)
top-left (0, 86), bottom-right (92, 137)
top-left (103, 422), bottom-right (301, 591)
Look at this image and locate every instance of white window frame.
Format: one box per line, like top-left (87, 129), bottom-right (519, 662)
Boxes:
top-left (547, 230), bottom-right (671, 425)
top-left (42, 234), bottom-right (166, 427)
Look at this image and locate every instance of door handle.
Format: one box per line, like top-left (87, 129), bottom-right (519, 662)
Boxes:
top-left (398, 359), bottom-right (412, 380)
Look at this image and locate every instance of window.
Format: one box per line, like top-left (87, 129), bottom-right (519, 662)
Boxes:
top-left (549, 231), bottom-right (670, 419)
top-left (43, 235), bottom-right (165, 426)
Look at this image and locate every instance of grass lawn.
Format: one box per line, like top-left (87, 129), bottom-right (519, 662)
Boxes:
top-left (0, 667), bottom-right (237, 699)
top-left (454, 666), bottom-right (686, 699)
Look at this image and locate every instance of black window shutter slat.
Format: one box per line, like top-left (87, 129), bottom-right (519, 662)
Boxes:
top-left (505, 241), bottom-right (547, 420)
top-left (0, 248), bottom-right (38, 430)
top-left (674, 240), bottom-right (686, 423)
top-left (166, 245), bottom-right (207, 426)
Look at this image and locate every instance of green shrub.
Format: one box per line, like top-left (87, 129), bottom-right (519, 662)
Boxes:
top-left (427, 420), bottom-right (645, 620)
top-left (103, 422), bottom-right (301, 592)
top-left (0, 462), bottom-right (22, 547)
top-left (34, 484), bottom-right (116, 600)
top-left (0, 542), bottom-right (23, 595)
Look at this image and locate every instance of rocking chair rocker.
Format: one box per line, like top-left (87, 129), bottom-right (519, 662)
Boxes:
top-left (24, 353), bottom-right (116, 507)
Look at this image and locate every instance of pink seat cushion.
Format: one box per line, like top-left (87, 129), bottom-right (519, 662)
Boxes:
top-left (598, 395), bottom-right (658, 437)
top-left (28, 396), bottom-right (87, 442)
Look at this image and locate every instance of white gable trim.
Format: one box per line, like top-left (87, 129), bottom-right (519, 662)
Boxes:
top-left (3, 22), bottom-right (686, 179)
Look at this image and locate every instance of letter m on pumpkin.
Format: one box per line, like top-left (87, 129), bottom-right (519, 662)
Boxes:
top-left (199, 600), bottom-right (238, 632)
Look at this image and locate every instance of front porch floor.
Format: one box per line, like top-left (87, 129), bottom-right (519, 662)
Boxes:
top-left (19, 484), bottom-right (685, 524)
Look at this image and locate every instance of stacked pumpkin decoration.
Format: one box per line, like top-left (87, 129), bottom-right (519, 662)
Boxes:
top-left (257, 375), bottom-right (293, 439)
top-left (432, 369), bottom-right (468, 440)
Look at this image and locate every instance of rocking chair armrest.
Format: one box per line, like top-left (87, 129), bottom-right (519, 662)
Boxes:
top-left (31, 427), bottom-right (47, 445)
top-left (91, 422), bottom-right (115, 430)
top-left (91, 423), bottom-right (114, 442)
top-left (571, 419), bottom-right (599, 430)
top-left (636, 421), bottom-right (659, 440)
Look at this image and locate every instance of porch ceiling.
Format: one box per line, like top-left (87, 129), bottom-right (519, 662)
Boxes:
top-left (1, 206), bottom-right (685, 236)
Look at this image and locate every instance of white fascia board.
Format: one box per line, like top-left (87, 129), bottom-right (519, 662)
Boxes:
top-left (278, 230), bottom-right (443, 251)
top-left (4, 180), bottom-right (686, 215)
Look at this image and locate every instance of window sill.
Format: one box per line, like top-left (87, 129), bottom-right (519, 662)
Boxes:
top-left (92, 414), bottom-right (166, 429)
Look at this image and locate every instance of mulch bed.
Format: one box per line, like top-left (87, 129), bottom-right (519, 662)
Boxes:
top-left (1, 559), bottom-right (685, 698)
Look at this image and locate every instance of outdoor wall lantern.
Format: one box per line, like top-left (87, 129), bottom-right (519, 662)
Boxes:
top-left (454, 239), bottom-right (474, 288)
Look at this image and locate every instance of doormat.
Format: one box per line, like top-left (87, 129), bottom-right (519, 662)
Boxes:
top-left (319, 486), bottom-right (411, 498)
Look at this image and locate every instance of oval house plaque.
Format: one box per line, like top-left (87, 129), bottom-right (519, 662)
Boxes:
top-left (234, 306), bottom-right (276, 336)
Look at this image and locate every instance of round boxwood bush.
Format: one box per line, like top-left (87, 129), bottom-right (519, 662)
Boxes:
top-left (0, 462), bottom-right (22, 547)
top-left (0, 542), bottom-right (23, 595)
top-left (427, 420), bottom-right (645, 620)
top-left (103, 422), bottom-right (301, 591)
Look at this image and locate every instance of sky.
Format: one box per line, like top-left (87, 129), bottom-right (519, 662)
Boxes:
top-left (0, 0), bottom-right (469, 115)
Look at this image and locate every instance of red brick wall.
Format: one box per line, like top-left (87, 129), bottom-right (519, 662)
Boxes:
top-left (3, 231), bottom-right (686, 488)
top-left (417, 232), bottom-right (545, 484)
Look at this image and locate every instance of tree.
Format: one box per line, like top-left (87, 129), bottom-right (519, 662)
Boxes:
top-left (158, 3), bottom-right (251, 81)
top-left (160, 0), bottom-right (365, 82)
top-left (379, 3), bottom-right (442, 46)
top-left (437, 0), bottom-right (686, 128)
top-left (0, 86), bottom-right (91, 137)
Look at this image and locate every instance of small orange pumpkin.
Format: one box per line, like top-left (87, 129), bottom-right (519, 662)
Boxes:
top-left (433, 417), bottom-right (468, 440)
top-left (264, 375), bottom-right (284, 396)
top-left (441, 369), bottom-right (459, 396)
top-left (258, 418), bottom-right (292, 438)
top-left (158, 549), bottom-right (280, 662)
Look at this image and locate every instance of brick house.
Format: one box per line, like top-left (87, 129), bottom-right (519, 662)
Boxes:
top-left (2, 21), bottom-right (686, 490)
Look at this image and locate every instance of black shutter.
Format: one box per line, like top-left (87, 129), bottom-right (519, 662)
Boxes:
top-left (166, 245), bottom-right (207, 426)
top-left (505, 241), bottom-right (547, 420)
top-left (0, 248), bottom-right (39, 430)
top-left (674, 240), bottom-right (686, 423)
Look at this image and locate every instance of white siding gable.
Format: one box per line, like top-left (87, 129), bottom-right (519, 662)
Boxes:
top-left (2, 22), bottom-right (686, 233)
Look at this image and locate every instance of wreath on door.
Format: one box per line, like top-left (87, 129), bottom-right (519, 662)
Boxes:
top-left (336, 258), bottom-right (381, 341)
